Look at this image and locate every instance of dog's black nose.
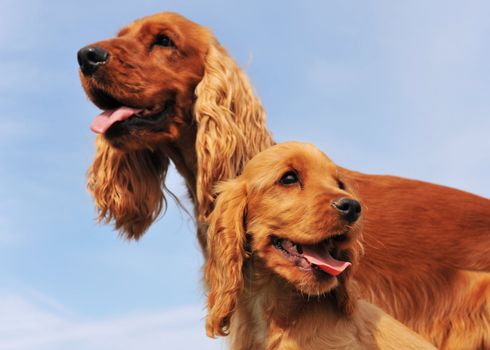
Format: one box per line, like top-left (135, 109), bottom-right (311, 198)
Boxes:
top-left (77, 46), bottom-right (109, 76)
top-left (333, 198), bottom-right (361, 223)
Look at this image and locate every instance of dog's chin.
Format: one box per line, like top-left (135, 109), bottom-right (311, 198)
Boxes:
top-left (267, 259), bottom-right (341, 296)
top-left (104, 120), bottom-right (182, 151)
top-left (83, 85), bottom-right (182, 150)
top-left (297, 272), bottom-right (341, 296)
top-left (266, 234), bottom-right (354, 296)
top-left (102, 114), bottom-right (180, 152)
top-left (103, 106), bottom-right (178, 146)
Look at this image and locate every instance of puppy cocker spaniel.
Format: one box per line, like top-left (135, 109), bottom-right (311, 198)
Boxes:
top-left (205, 142), bottom-right (436, 350)
top-left (78, 12), bottom-right (490, 348)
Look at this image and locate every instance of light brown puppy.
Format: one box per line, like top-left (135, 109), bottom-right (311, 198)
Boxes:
top-left (205, 142), bottom-right (436, 350)
top-left (78, 12), bottom-right (490, 348)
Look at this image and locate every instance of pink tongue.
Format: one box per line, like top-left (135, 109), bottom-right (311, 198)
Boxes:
top-left (302, 246), bottom-right (351, 277)
top-left (90, 107), bottom-right (141, 134)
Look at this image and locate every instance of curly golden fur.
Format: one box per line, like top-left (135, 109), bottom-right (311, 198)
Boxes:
top-left (80, 12), bottom-right (273, 245)
top-left (205, 142), bottom-right (436, 350)
top-left (78, 12), bottom-right (490, 348)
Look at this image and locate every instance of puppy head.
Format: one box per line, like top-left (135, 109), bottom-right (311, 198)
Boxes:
top-left (205, 142), bottom-right (363, 337)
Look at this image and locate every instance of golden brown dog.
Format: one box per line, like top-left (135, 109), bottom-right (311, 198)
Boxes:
top-left (205, 142), bottom-right (436, 350)
top-left (78, 12), bottom-right (490, 348)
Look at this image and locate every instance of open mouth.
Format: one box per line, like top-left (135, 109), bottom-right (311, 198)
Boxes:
top-left (88, 89), bottom-right (172, 135)
top-left (271, 235), bottom-right (351, 277)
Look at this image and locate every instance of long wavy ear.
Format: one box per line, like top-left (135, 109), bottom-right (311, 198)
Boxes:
top-left (204, 179), bottom-right (247, 338)
top-left (87, 136), bottom-right (169, 239)
top-left (194, 41), bottom-right (274, 225)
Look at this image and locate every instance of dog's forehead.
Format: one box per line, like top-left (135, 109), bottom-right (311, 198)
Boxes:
top-left (115, 12), bottom-right (212, 56)
top-left (120, 12), bottom-right (188, 33)
top-left (118, 12), bottom-right (209, 40)
top-left (244, 142), bottom-right (337, 179)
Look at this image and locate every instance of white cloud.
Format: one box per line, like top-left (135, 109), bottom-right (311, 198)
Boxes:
top-left (0, 294), bottom-right (225, 350)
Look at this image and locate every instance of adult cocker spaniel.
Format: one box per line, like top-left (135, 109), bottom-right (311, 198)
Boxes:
top-left (77, 12), bottom-right (490, 349)
top-left (205, 142), bottom-right (436, 350)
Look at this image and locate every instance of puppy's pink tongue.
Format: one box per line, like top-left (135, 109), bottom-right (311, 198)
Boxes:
top-left (90, 107), bottom-right (141, 134)
top-left (302, 246), bottom-right (351, 277)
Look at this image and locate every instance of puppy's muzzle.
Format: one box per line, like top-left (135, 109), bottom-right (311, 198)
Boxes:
top-left (332, 198), bottom-right (361, 223)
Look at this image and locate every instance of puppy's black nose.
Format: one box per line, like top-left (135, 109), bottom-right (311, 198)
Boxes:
top-left (333, 198), bottom-right (361, 223)
top-left (77, 46), bottom-right (109, 76)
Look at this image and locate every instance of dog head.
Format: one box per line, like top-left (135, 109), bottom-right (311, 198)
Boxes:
top-left (205, 142), bottom-right (363, 337)
top-left (78, 12), bottom-right (272, 238)
top-left (78, 12), bottom-right (209, 149)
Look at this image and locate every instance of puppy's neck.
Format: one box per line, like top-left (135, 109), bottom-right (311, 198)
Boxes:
top-left (242, 258), bottom-right (354, 340)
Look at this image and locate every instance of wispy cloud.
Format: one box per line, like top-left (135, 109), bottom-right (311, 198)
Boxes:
top-left (0, 293), bottom-right (224, 350)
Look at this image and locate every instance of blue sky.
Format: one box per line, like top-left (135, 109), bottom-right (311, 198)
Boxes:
top-left (1, 1), bottom-right (489, 349)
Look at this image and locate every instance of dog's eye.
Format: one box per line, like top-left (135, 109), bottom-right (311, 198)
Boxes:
top-left (153, 34), bottom-right (175, 48)
top-left (279, 171), bottom-right (299, 186)
top-left (337, 179), bottom-right (346, 190)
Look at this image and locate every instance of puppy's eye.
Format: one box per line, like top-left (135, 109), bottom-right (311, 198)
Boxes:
top-left (337, 179), bottom-right (346, 190)
top-left (154, 34), bottom-right (175, 48)
top-left (279, 171), bottom-right (299, 186)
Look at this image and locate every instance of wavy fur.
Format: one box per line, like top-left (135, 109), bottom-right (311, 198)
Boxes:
top-left (79, 12), bottom-right (490, 348)
top-left (205, 142), bottom-right (436, 349)
top-left (194, 42), bottom-right (274, 222)
top-left (87, 136), bottom-right (170, 239)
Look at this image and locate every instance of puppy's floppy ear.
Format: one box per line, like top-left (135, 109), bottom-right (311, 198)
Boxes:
top-left (204, 178), bottom-right (247, 338)
top-left (87, 136), bottom-right (169, 239)
top-left (193, 41), bottom-right (273, 224)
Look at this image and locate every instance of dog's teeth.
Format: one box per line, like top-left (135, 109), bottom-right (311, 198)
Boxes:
top-left (282, 240), bottom-right (294, 251)
top-left (299, 257), bottom-right (310, 268)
